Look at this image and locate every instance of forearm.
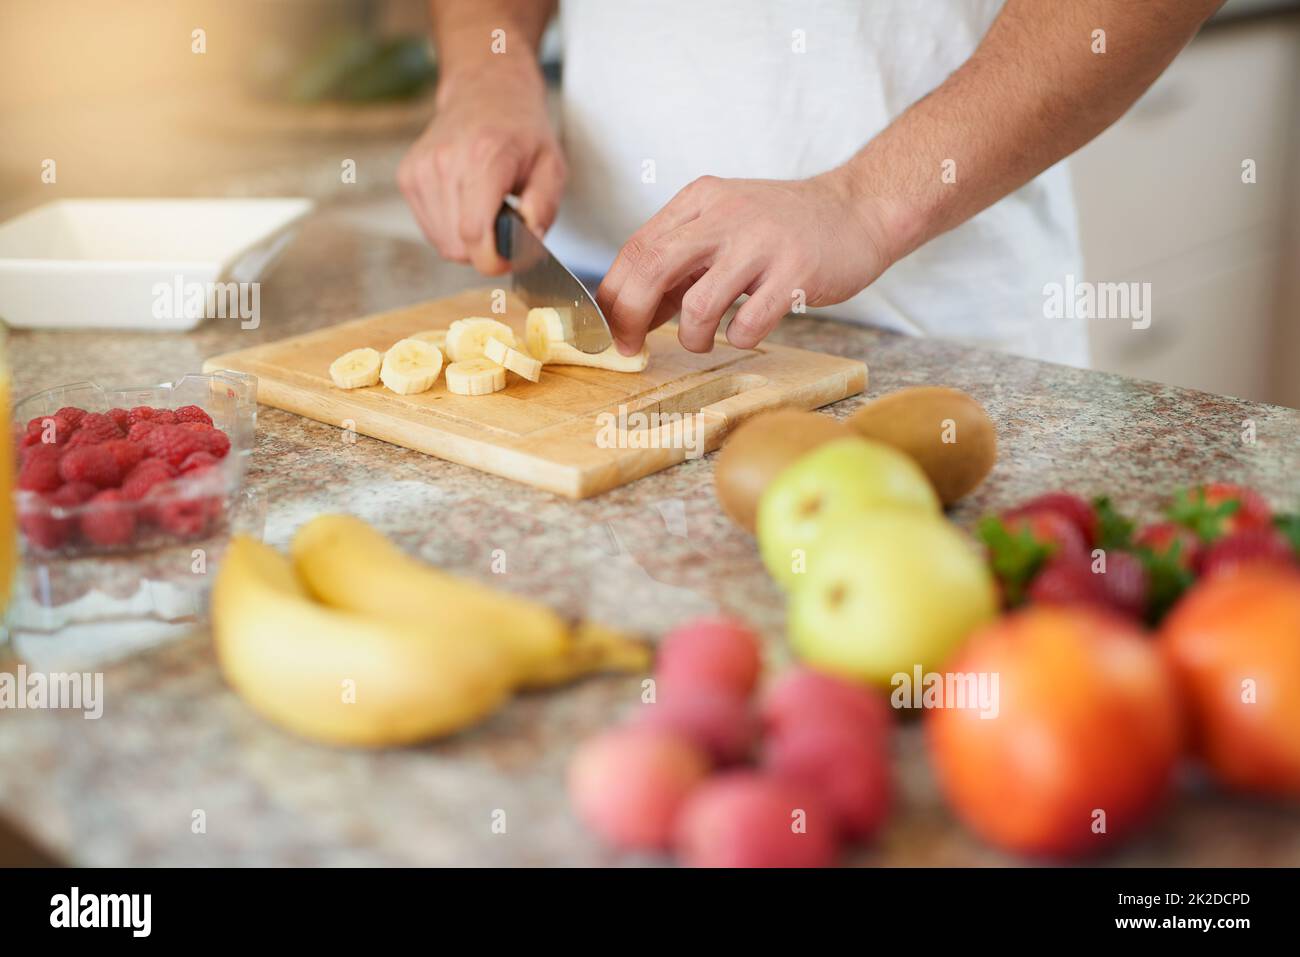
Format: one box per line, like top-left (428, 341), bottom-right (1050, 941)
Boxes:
top-left (843, 0), bottom-right (1224, 263)
top-left (430, 0), bottom-right (555, 105)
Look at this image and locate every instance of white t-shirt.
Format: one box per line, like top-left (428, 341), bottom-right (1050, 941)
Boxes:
top-left (549, 0), bottom-right (1088, 366)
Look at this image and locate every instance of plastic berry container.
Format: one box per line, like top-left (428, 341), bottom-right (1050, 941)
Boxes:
top-left (6, 370), bottom-right (264, 651)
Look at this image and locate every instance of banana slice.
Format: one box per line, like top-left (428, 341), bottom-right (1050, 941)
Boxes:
top-left (410, 329), bottom-right (448, 349)
top-left (484, 336), bottom-right (543, 382)
top-left (524, 306), bottom-right (649, 372)
top-left (380, 338), bottom-right (443, 395)
top-left (445, 317), bottom-right (517, 361)
top-left (329, 347), bottom-right (383, 389)
top-left (445, 358), bottom-right (507, 396)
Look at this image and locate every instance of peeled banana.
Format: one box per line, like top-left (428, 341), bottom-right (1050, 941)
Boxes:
top-left (329, 347), bottom-right (383, 389)
top-left (381, 338), bottom-right (444, 395)
top-left (484, 335), bottom-right (542, 382)
top-left (445, 317), bottom-right (517, 362)
top-left (410, 329), bottom-right (448, 349)
top-left (211, 535), bottom-right (516, 746)
top-left (525, 307), bottom-right (650, 372)
top-left (445, 358), bottom-right (506, 396)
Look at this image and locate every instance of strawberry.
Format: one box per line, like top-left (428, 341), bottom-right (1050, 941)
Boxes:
top-left (54, 406), bottom-right (87, 428)
top-left (1134, 522), bottom-right (1201, 571)
top-left (1276, 514), bottom-right (1300, 558)
top-left (179, 450), bottom-right (219, 474)
top-left (58, 445), bottom-right (121, 488)
top-left (79, 489), bottom-right (136, 547)
top-left (979, 511), bottom-right (1089, 606)
top-left (126, 421), bottom-right (158, 442)
top-left (1199, 527), bottom-right (1298, 581)
top-left (1027, 555), bottom-right (1107, 608)
top-left (1168, 482), bottom-right (1273, 541)
top-left (120, 458), bottom-right (177, 500)
top-left (17, 445), bottom-right (63, 492)
top-left (174, 405), bottom-right (213, 426)
top-left (100, 438), bottom-right (145, 474)
top-left (1006, 492), bottom-right (1098, 547)
top-left (142, 424), bottom-right (207, 468)
top-left (1096, 550), bottom-right (1149, 621)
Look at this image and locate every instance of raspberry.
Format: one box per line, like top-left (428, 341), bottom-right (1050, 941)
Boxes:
top-left (107, 408), bottom-right (131, 431)
top-left (55, 407), bottom-right (87, 428)
top-left (152, 409), bottom-right (177, 426)
top-left (57, 481), bottom-right (98, 505)
top-left (155, 492), bottom-right (217, 538)
top-left (17, 445), bottom-right (63, 492)
top-left (142, 424), bottom-right (207, 468)
top-left (19, 483), bottom-right (91, 550)
top-left (66, 412), bottom-right (123, 446)
top-left (100, 438), bottom-right (145, 474)
top-left (126, 406), bottom-right (156, 426)
top-left (80, 489), bottom-right (137, 547)
top-left (24, 413), bottom-right (73, 447)
top-left (174, 405), bottom-right (213, 426)
top-left (203, 428), bottom-right (232, 459)
top-left (121, 458), bottom-right (177, 500)
top-left (179, 450), bottom-right (219, 474)
top-left (127, 421), bottom-right (158, 442)
top-left (58, 445), bottom-right (121, 488)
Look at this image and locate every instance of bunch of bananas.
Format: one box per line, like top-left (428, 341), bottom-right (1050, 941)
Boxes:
top-left (211, 515), bottom-right (649, 746)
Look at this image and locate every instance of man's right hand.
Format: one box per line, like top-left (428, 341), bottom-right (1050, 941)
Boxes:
top-left (398, 59), bottom-right (565, 275)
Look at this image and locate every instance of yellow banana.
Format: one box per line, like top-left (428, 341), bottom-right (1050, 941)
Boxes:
top-left (212, 535), bottom-right (515, 747)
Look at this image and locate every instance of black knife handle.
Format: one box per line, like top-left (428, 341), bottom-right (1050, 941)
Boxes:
top-left (494, 204), bottom-right (514, 260)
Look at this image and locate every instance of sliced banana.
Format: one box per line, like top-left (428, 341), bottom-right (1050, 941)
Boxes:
top-left (410, 329), bottom-right (448, 349)
top-left (524, 306), bottom-right (649, 372)
top-left (445, 317), bottom-right (517, 362)
top-left (484, 336), bottom-right (543, 382)
top-left (445, 359), bottom-right (507, 396)
top-left (329, 347), bottom-right (383, 389)
top-left (380, 338), bottom-right (443, 395)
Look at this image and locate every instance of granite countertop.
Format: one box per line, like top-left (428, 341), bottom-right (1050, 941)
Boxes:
top-left (1, 198), bottom-right (1298, 866)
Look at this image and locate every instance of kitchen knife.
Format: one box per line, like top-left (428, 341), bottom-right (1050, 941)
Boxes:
top-left (494, 202), bottom-right (613, 354)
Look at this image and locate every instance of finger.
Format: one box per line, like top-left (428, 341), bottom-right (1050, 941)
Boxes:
top-left (677, 260), bottom-right (760, 353)
top-left (518, 148), bottom-right (566, 236)
top-left (459, 143), bottom-right (524, 275)
top-left (596, 185), bottom-right (710, 315)
top-left (725, 275), bottom-right (794, 350)
top-left (607, 224), bottom-right (714, 355)
top-left (399, 153), bottom-right (459, 259)
top-left (431, 165), bottom-right (468, 262)
top-left (647, 269), bottom-right (705, 335)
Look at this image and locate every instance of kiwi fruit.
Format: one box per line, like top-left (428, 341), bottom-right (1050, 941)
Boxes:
top-left (848, 386), bottom-right (996, 505)
top-left (714, 410), bottom-right (855, 533)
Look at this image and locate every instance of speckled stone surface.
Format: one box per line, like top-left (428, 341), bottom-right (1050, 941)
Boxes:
top-left (1, 198), bottom-right (1298, 866)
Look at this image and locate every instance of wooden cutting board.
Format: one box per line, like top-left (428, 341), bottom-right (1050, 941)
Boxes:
top-left (204, 289), bottom-right (867, 498)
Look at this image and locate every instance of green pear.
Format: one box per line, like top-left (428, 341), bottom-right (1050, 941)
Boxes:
top-left (787, 509), bottom-right (998, 685)
top-left (756, 437), bottom-right (940, 588)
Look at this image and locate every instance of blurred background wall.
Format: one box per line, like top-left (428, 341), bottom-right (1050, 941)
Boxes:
top-left (1, 0), bottom-right (1297, 407)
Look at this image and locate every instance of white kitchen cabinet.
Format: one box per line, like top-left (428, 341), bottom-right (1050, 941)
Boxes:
top-left (1071, 14), bottom-right (1300, 405)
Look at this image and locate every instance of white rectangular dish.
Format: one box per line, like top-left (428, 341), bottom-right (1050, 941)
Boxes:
top-left (0, 198), bottom-right (312, 331)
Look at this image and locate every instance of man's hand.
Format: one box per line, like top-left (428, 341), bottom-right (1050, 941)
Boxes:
top-left (597, 170), bottom-right (901, 355)
top-left (601, 0), bottom-right (1223, 355)
top-left (398, 1), bottom-right (561, 274)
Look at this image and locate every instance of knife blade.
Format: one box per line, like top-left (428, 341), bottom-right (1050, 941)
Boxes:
top-left (494, 202), bottom-right (613, 354)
